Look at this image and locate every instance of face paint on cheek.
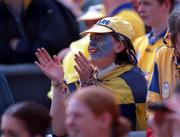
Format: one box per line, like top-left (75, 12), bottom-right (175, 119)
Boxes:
top-left (89, 34), bottom-right (114, 60)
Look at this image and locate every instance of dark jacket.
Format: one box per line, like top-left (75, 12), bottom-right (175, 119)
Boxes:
top-left (0, 73), bottom-right (14, 116)
top-left (0, 0), bottom-right (80, 64)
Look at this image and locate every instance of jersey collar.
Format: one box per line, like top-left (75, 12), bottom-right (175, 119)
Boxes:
top-left (147, 30), bottom-right (167, 45)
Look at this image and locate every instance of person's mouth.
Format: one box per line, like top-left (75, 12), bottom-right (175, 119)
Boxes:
top-left (140, 14), bottom-right (148, 20)
top-left (89, 48), bottom-right (97, 54)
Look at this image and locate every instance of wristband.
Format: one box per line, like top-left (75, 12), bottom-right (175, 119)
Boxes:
top-left (51, 80), bottom-right (65, 89)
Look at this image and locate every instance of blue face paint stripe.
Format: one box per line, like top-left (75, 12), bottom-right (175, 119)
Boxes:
top-left (89, 34), bottom-right (114, 60)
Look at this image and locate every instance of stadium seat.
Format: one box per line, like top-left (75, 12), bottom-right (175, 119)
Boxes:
top-left (0, 64), bottom-right (51, 109)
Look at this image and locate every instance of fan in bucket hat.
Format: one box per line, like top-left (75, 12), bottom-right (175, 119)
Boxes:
top-left (81, 17), bottom-right (135, 40)
top-left (77, 4), bottom-right (106, 21)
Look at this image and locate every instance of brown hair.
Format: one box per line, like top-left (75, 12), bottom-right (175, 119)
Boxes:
top-left (2, 102), bottom-right (51, 137)
top-left (157, 0), bottom-right (175, 12)
top-left (168, 7), bottom-right (180, 46)
top-left (112, 32), bottom-right (137, 66)
top-left (72, 86), bottom-right (130, 137)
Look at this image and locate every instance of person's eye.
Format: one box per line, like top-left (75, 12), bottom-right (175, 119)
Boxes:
top-left (90, 37), bottom-right (93, 41)
top-left (96, 36), bottom-right (105, 41)
top-left (143, 2), bottom-right (151, 6)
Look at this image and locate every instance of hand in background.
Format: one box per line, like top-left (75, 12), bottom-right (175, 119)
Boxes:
top-left (9, 38), bottom-right (19, 50)
top-left (150, 112), bottom-right (173, 137)
top-left (35, 48), bottom-right (64, 82)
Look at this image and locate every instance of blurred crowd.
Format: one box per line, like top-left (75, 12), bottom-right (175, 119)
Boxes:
top-left (0, 0), bottom-right (180, 137)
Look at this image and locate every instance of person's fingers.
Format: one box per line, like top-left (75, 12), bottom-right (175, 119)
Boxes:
top-left (41, 48), bottom-right (53, 61)
top-left (78, 52), bottom-right (90, 66)
top-left (35, 51), bottom-right (46, 67)
top-left (78, 52), bottom-right (93, 72)
top-left (78, 52), bottom-right (88, 63)
top-left (75, 54), bottom-right (94, 76)
top-left (37, 48), bottom-right (49, 63)
top-left (74, 54), bottom-right (87, 69)
top-left (74, 55), bottom-right (84, 68)
top-left (35, 61), bottom-right (56, 80)
top-left (53, 55), bottom-right (61, 66)
top-left (74, 65), bottom-right (82, 75)
top-left (34, 61), bottom-right (46, 73)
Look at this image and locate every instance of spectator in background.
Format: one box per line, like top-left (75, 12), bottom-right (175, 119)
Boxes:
top-left (35, 17), bottom-right (147, 132)
top-left (134, 0), bottom-right (174, 81)
top-left (80, 0), bottom-right (102, 32)
top-left (148, 81), bottom-right (180, 137)
top-left (1, 102), bottom-right (51, 137)
top-left (65, 86), bottom-right (130, 137)
top-left (0, 73), bottom-right (14, 117)
top-left (103, 0), bottom-right (145, 42)
top-left (82, 0), bottom-right (102, 11)
top-left (147, 6), bottom-right (180, 112)
top-left (0, 0), bottom-right (79, 64)
top-left (146, 7), bottom-right (180, 136)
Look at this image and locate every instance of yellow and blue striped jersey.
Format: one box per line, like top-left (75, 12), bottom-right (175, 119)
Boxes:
top-left (63, 64), bottom-right (147, 130)
top-left (147, 46), bottom-right (178, 103)
top-left (97, 64), bottom-right (147, 130)
top-left (146, 46), bottom-right (180, 118)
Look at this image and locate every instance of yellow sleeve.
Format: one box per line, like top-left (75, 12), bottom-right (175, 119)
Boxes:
top-left (63, 35), bottom-right (90, 84)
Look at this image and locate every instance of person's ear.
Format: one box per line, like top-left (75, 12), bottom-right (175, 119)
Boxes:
top-left (162, 0), bottom-right (171, 12)
top-left (114, 42), bottom-right (125, 53)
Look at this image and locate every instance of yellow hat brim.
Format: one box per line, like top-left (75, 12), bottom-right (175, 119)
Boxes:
top-left (80, 25), bottom-right (112, 36)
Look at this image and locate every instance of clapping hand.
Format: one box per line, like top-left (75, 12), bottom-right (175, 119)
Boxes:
top-left (74, 52), bottom-right (94, 83)
top-left (35, 48), bottom-right (64, 82)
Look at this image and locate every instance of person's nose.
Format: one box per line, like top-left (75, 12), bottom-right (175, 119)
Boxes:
top-left (138, 3), bottom-right (145, 14)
